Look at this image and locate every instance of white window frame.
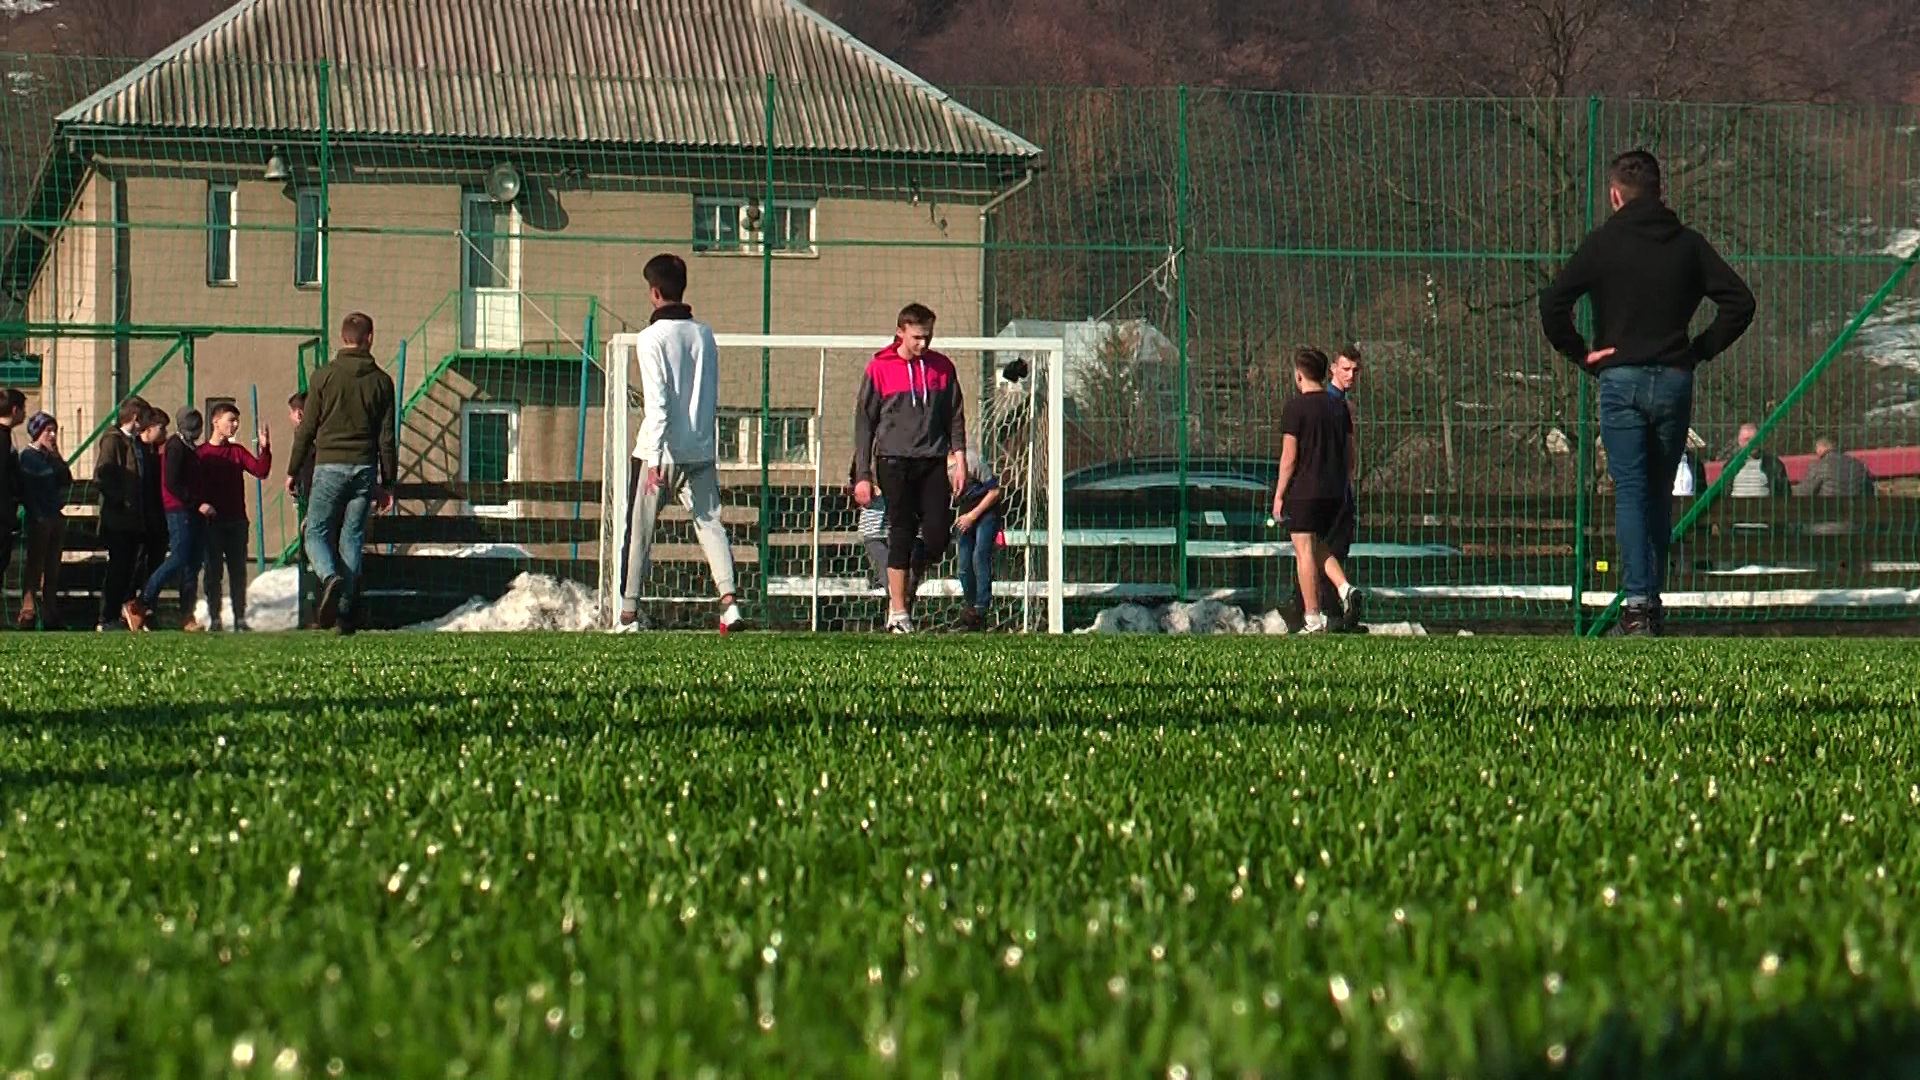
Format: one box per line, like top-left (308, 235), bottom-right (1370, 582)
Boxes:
top-left (206, 183), bottom-right (237, 286)
top-left (715, 409), bottom-right (816, 469)
top-left (692, 197), bottom-right (817, 257)
top-left (460, 402), bottom-right (521, 518)
top-left (294, 189), bottom-right (324, 289)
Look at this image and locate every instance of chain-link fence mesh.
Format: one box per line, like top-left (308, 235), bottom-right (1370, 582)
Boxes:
top-left (3, 54), bottom-right (1917, 629)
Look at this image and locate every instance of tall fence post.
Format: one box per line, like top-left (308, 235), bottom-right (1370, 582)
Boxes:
top-left (1572, 95), bottom-right (1600, 635)
top-left (1175, 85), bottom-right (1192, 603)
top-left (573, 301), bottom-right (598, 563)
top-left (759, 74), bottom-right (776, 623)
top-left (251, 383), bottom-right (266, 575)
top-left (183, 334), bottom-right (196, 412)
top-left (317, 59), bottom-right (332, 359)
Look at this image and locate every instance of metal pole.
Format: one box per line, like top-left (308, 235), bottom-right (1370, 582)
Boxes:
top-left (1023, 355), bottom-right (1037, 633)
top-left (251, 384), bottom-right (266, 575)
top-left (572, 302), bottom-right (597, 563)
top-left (184, 335), bottom-right (195, 412)
top-left (759, 73), bottom-right (775, 623)
top-left (393, 339), bottom-right (408, 448)
top-left (1573, 95), bottom-right (1599, 635)
top-left (811, 348), bottom-right (825, 632)
top-left (1585, 243), bottom-right (1920, 637)
top-left (1174, 85), bottom-right (1192, 602)
top-left (317, 60), bottom-right (332, 359)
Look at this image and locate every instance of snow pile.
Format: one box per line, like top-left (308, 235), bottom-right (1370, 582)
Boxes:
top-left (187, 566), bottom-right (299, 632)
top-left (407, 573), bottom-right (602, 632)
top-left (1083, 599), bottom-right (1422, 637)
top-left (410, 543), bottom-right (534, 559)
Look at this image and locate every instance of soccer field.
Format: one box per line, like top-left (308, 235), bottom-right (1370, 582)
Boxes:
top-left (2, 635), bottom-right (1917, 1077)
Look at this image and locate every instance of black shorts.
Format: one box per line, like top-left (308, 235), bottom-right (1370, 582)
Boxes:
top-left (1283, 498), bottom-right (1344, 539)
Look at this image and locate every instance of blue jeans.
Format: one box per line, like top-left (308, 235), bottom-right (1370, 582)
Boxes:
top-left (954, 510), bottom-right (999, 613)
top-left (306, 464), bottom-right (378, 615)
top-left (140, 510), bottom-right (204, 614)
top-left (1598, 365), bottom-right (1694, 607)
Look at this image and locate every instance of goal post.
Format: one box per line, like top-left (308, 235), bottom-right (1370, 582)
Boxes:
top-left (599, 333), bottom-right (1067, 633)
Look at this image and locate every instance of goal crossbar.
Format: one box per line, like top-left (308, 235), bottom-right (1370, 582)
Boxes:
top-left (602, 333), bottom-right (1067, 634)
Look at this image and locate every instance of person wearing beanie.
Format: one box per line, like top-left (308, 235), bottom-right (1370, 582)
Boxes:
top-left (94, 399), bottom-right (151, 630)
top-left (17, 412), bottom-right (72, 629)
top-left (134, 407), bottom-right (214, 631)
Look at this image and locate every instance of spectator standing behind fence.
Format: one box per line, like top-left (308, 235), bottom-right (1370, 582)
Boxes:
top-left (1728, 423), bottom-right (1790, 498)
top-left (1539, 149), bottom-right (1755, 638)
top-left (286, 393), bottom-right (314, 503)
top-left (852, 303), bottom-right (968, 635)
top-left (1795, 437), bottom-right (1876, 497)
top-left (199, 403), bottom-right (272, 631)
top-left (135, 407), bottom-right (170, 603)
top-left (0, 388), bottom-right (23, 622)
top-left (289, 313), bottom-right (398, 636)
top-left (1272, 347), bottom-right (1360, 636)
top-left (135, 409), bottom-right (212, 632)
top-left (615, 254), bottom-right (743, 634)
top-left (95, 400), bottom-right (150, 631)
top-left (952, 447), bottom-right (1003, 632)
top-left (17, 413), bottom-right (71, 629)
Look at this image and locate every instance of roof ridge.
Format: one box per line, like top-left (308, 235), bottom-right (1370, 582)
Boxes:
top-left (56, 0), bottom-right (269, 125)
top-left (777, 0), bottom-right (1041, 159)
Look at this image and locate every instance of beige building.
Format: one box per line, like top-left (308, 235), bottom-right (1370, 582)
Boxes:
top-left (2, 0), bottom-right (1042, 557)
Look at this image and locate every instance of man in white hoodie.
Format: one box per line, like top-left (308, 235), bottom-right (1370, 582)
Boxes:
top-left (616, 254), bottom-right (743, 632)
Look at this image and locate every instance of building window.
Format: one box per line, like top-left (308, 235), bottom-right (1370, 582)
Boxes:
top-left (295, 190), bottom-right (323, 288)
top-left (692, 198), bottom-right (816, 255)
top-left (715, 410), bottom-right (815, 466)
top-left (206, 183), bottom-right (237, 285)
top-left (461, 402), bottom-right (520, 517)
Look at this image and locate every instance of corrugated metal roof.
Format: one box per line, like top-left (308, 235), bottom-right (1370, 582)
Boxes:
top-left (58, 0), bottom-right (1042, 160)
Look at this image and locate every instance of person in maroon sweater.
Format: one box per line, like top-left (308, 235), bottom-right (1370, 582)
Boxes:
top-left (198, 402), bottom-right (272, 631)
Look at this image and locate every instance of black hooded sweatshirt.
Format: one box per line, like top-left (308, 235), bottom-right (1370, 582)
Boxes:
top-left (1539, 197), bottom-right (1755, 375)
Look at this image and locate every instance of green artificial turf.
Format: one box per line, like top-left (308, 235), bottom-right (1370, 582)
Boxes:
top-left (2, 634), bottom-right (1918, 1078)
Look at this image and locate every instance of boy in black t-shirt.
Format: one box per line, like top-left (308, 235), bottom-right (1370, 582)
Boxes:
top-left (1271, 347), bottom-right (1359, 635)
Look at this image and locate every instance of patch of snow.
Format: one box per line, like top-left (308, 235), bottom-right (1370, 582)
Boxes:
top-left (186, 566), bottom-right (299, 631)
top-left (1884, 228), bottom-right (1920, 259)
top-left (1081, 600), bottom-right (1421, 638)
top-left (0, 0), bottom-right (58, 16)
top-left (407, 573), bottom-right (602, 632)
top-left (409, 543), bottom-right (533, 559)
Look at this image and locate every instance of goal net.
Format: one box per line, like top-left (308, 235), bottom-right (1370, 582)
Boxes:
top-left (598, 333), bottom-right (1066, 632)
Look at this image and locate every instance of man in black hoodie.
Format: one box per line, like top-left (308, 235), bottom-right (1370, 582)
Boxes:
top-left (1540, 150), bottom-right (1755, 636)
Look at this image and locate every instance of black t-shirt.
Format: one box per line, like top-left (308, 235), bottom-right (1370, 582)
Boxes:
top-left (1280, 390), bottom-right (1351, 502)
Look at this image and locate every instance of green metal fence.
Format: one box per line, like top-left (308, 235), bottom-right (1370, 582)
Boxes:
top-left (2, 55), bottom-right (1917, 630)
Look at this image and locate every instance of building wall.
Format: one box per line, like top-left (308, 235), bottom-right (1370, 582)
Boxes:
top-left (36, 171), bottom-right (988, 552)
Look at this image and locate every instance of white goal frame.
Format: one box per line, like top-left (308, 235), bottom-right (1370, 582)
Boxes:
top-left (600, 333), bottom-right (1067, 633)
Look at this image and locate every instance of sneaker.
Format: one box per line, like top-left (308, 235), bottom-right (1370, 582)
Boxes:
top-left (1336, 584), bottom-right (1365, 632)
top-left (1612, 603), bottom-right (1655, 638)
top-left (887, 612), bottom-right (914, 634)
top-left (718, 603), bottom-right (746, 635)
top-left (1649, 599), bottom-right (1668, 638)
top-left (122, 599), bottom-right (149, 633)
top-left (609, 610), bottom-right (645, 634)
top-left (336, 612), bottom-right (357, 638)
top-left (1300, 612), bottom-right (1330, 635)
top-left (181, 618), bottom-right (207, 633)
top-left (316, 576), bottom-right (344, 630)
top-left (956, 607), bottom-right (985, 632)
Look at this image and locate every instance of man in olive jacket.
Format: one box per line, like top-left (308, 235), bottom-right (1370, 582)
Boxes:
top-left (94, 399), bottom-right (151, 630)
top-left (288, 312), bottom-right (397, 635)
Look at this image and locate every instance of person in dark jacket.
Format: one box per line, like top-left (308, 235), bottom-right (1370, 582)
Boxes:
top-left (17, 412), bottom-right (72, 629)
top-left (851, 302), bottom-right (967, 634)
top-left (95, 399), bottom-right (152, 631)
top-left (134, 407), bottom-right (171, 604)
top-left (288, 312), bottom-right (397, 635)
top-left (1540, 150), bottom-right (1756, 637)
top-left (1795, 437), bottom-right (1876, 497)
top-left (0, 388), bottom-right (23, 621)
top-left (136, 408), bottom-right (212, 631)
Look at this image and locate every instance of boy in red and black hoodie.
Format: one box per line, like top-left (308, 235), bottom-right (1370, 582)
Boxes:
top-left (199, 402), bottom-right (272, 630)
top-left (851, 303), bottom-right (966, 634)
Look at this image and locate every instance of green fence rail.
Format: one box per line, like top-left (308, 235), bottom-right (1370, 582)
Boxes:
top-left (3, 56), bottom-right (1918, 630)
